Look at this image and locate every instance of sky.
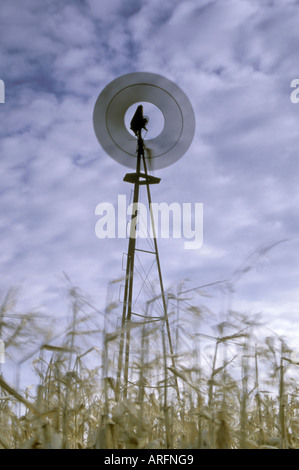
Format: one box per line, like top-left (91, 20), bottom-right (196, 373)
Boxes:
top-left (1, 0), bottom-right (299, 384)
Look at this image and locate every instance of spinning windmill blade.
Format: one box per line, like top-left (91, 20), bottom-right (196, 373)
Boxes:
top-left (144, 144), bottom-right (153, 172)
top-left (93, 72), bottom-right (195, 171)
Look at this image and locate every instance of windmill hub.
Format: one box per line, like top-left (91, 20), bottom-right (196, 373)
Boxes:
top-left (125, 102), bottom-right (165, 140)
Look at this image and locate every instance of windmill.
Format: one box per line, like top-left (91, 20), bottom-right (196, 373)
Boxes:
top-left (93, 72), bottom-right (195, 400)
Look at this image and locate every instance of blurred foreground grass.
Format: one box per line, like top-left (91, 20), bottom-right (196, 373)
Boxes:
top-left (0, 244), bottom-right (299, 449)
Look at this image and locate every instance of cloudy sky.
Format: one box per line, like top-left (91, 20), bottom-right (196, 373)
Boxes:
top-left (1, 0), bottom-right (299, 372)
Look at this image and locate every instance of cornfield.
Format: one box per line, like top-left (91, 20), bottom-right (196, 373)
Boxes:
top-left (0, 259), bottom-right (299, 450)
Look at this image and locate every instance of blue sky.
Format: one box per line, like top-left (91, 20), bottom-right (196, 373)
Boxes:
top-left (1, 0), bottom-right (299, 382)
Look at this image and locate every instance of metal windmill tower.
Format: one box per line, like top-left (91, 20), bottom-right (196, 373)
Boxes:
top-left (93, 72), bottom-right (195, 400)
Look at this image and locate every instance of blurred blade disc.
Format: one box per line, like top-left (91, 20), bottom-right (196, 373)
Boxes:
top-left (93, 72), bottom-right (195, 170)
